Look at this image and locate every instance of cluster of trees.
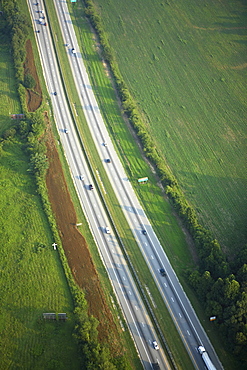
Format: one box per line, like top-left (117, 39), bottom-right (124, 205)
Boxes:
top-left (83, 0), bottom-right (247, 360)
top-left (1, 0), bottom-right (36, 92)
top-left (2, 1), bottom-right (131, 368)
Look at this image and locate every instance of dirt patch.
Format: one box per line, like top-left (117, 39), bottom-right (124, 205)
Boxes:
top-left (23, 39), bottom-right (42, 112)
top-left (45, 125), bottom-right (122, 355)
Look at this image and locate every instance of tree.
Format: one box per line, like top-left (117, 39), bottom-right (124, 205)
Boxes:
top-left (3, 127), bottom-right (16, 140)
top-left (24, 73), bottom-right (36, 89)
top-left (30, 153), bottom-right (48, 177)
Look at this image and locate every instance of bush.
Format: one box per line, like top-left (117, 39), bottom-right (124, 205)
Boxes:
top-left (23, 73), bottom-right (36, 89)
top-left (3, 127), bottom-right (16, 140)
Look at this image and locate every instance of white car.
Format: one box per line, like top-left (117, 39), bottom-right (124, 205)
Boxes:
top-left (105, 227), bottom-right (110, 234)
top-left (152, 340), bottom-right (159, 350)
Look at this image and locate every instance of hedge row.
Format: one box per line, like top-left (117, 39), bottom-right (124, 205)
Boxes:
top-left (83, 0), bottom-right (247, 358)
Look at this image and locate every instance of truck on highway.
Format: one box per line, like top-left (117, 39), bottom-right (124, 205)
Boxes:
top-left (198, 346), bottom-right (217, 370)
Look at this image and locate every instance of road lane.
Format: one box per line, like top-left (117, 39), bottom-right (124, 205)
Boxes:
top-left (52, 1), bottom-right (223, 369)
top-left (27, 1), bottom-right (171, 368)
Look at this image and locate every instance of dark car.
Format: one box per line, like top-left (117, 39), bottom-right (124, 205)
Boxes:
top-left (89, 184), bottom-right (93, 190)
top-left (54, 92), bottom-right (57, 96)
top-left (106, 158), bottom-right (111, 163)
top-left (152, 363), bottom-right (160, 370)
top-left (160, 268), bottom-right (166, 277)
top-left (79, 175), bottom-right (84, 181)
top-left (142, 229), bottom-right (147, 235)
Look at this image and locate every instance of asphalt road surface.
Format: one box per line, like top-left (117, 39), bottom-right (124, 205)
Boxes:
top-left (28, 0), bottom-right (223, 369)
top-left (52, 2), bottom-right (224, 370)
top-left (27, 1), bottom-right (173, 369)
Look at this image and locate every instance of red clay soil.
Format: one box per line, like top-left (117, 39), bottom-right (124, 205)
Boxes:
top-left (24, 39), bottom-right (42, 112)
top-left (45, 127), bottom-right (122, 354)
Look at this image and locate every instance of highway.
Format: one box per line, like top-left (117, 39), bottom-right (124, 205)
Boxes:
top-left (28, 0), bottom-right (223, 369)
top-left (27, 0), bottom-right (171, 369)
top-left (51, 2), bottom-right (224, 370)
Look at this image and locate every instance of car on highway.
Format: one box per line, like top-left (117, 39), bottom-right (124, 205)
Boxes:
top-left (106, 158), bottom-right (111, 163)
top-left (152, 340), bottom-right (159, 350)
top-left (54, 91), bottom-right (57, 96)
top-left (160, 268), bottom-right (166, 277)
top-left (105, 227), bottom-right (111, 234)
top-left (71, 48), bottom-right (76, 54)
top-left (89, 184), bottom-right (93, 190)
top-left (79, 175), bottom-right (84, 181)
top-left (64, 128), bottom-right (69, 134)
top-left (103, 142), bottom-right (107, 147)
top-left (142, 229), bottom-right (147, 235)
top-left (152, 363), bottom-right (160, 370)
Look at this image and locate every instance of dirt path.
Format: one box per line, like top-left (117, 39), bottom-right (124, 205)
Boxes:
top-left (24, 40), bottom-right (42, 112)
top-left (45, 127), bottom-right (122, 354)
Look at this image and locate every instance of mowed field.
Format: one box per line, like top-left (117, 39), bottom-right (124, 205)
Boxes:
top-left (93, 0), bottom-right (247, 252)
top-left (0, 39), bottom-right (79, 370)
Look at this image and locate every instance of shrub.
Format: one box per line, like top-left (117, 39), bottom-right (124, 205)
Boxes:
top-left (3, 127), bottom-right (16, 140)
top-left (24, 73), bottom-right (36, 89)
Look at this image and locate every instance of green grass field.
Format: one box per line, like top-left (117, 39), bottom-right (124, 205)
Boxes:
top-left (0, 137), bottom-right (80, 369)
top-left (66, 2), bottom-right (244, 367)
top-left (92, 0), bottom-right (247, 253)
top-left (0, 7), bottom-right (80, 369)
top-left (0, 44), bottom-right (21, 128)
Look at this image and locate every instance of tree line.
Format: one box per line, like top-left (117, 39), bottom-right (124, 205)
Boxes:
top-left (83, 0), bottom-right (247, 362)
top-left (0, 0), bottom-right (131, 368)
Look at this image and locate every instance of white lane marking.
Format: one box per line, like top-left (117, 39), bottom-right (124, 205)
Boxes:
top-left (171, 297), bottom-right (174, 302)
top-left (164, 283), bottom-right (167, 287)
top-left (187, 330), bottom-right (190, 336)
top-left (151, 255), bottom-right (154, 259)
top-left (179, 313), bottom-right (182, 318)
